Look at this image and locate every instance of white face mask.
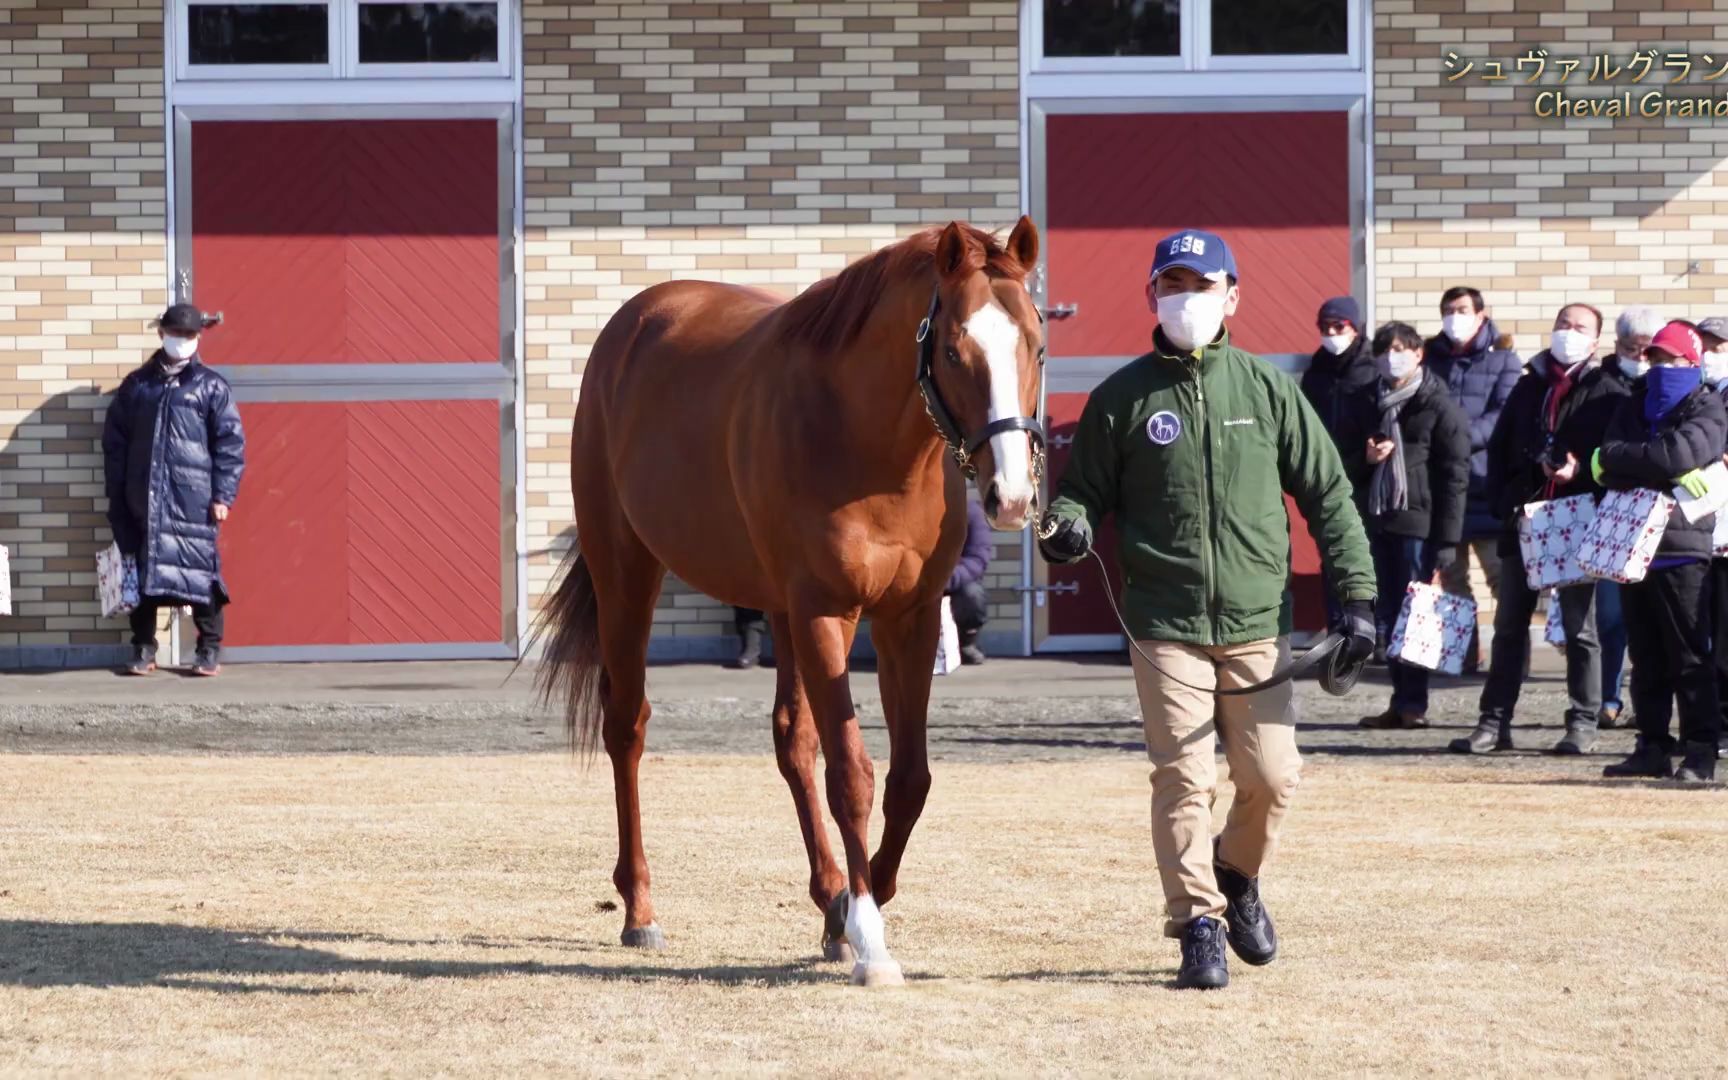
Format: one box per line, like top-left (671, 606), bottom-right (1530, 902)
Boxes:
top-left (1618, 354), bottom-right (1650, 379)
top-left (162, 335), bottom-right (198, 361)
top-left (1549, 328), bottom-right (1596, 366)
top-left (1156, 290), bottom-right (1227, 352)
top-left (1441, 312), bottom-right (1479, 344)
top-left (1320, 333), bottom-right (1354, 356)
top-left (1376, 350), bottom-right (1420, 382)
top-left (1705, 349), bottom-right (1728, 386)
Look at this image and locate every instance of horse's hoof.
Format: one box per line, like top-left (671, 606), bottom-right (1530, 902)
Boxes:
top-left (620, 923), bottom-right (667, 950)
top-left (822, 935), bottom-right (856, 964)
top-left (850, 960), bottom-right (904, 988)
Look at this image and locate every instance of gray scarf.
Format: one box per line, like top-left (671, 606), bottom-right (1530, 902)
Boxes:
top-left (1369, 372), bottom-right (1424, 518)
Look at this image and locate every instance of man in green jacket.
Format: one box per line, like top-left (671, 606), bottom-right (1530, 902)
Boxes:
top-left (1037, 229), bottom-right (1377, 990)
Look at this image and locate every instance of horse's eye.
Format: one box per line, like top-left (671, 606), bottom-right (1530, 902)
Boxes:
top-left (945, 345), bottom-right (960, 365)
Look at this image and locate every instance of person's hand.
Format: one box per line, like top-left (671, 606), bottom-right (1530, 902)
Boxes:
top-left (1674, 469), bottom-right (1710, 498)
top-left (1365, 438), bottom-right (1393, 465)
top-left (1543, 453), bottom-right (1579, 483)
top-left (1591, 447), bottom-right (1606, 485)
top-left (1036, 511), bottom-right (1092, 564)
top-left (211, 503), bottom-right (230, 523)
top-left (1430, 544), bottom-right (1458, 573)
top-left (1336, 599), bottom-right (1377, 666)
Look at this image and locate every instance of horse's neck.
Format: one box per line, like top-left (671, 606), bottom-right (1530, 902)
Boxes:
top-left (823, 276), bottom-right (950, 484)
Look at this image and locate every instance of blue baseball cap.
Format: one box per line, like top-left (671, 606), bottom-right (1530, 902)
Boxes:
top-left (1150, 229), bottom-right (1238, 284)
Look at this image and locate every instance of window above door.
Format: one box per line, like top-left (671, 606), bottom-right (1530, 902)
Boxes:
top-left (1033, 0), bottom-right (1358, 74)
top-left (177, 0), bottom-right (512, 81)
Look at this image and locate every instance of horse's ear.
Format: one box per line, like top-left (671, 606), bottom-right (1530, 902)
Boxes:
top-left (1006, 215), bottom-right (1039, 274)
top-left (935, 221), bottom-right (982, 280)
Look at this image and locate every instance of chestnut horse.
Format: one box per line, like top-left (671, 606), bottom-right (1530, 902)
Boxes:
top-left (537, 217), bottom-right (1046, 986)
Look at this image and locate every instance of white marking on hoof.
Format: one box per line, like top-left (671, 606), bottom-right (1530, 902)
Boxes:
top-left (850, 960), bottom-right (905, 987)
top-left (843, 891), bottom-right (899, 985)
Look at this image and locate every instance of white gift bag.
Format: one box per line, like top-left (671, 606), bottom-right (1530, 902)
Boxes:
top-left (932, 595), bottom-right (961, 676)
top-left (1713, 504), bottom-right (1728, 557)
top-left (0, 544), bottom-right (11, 616)
top-left (1544, 591), bottom-right (1566, 647)
top-left (96, 542), bottom-right (140, 618)
top-left (1518, 494), bottom-right (1596, 590)
top-left (1387, 581), bottom-right (1478, 675)
top-left (1672, 459), bottom-right (1728, 524)
top-left (1575, 488), bottom-right (1674, 584)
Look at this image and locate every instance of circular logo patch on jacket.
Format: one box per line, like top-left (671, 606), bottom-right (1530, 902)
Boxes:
top-left (1146, 410), bottom-right (1183, 446)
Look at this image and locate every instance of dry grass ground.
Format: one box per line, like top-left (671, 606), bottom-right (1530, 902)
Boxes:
top-left (2, 751), bottom-right (1726, 1076)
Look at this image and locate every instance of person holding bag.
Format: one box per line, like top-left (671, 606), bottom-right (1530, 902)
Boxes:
top-left (1595, 321), bottom-right (1726, 782)
top-left (1336, 322), bottom-right (1470, 729)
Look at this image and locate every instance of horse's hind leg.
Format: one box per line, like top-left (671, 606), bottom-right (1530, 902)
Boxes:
top-left (766, 612), bottom-right (849, 960)
top-left (589, 530), bottom-right (668, 948)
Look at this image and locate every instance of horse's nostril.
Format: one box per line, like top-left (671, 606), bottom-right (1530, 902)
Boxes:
top-left (983, 486), bottom-right (1002, 519)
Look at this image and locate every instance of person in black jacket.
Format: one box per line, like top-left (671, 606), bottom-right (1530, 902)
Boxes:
top-left (1424, 286), bottom-right (1523, 671)
top-left (946, 499), bottom-right (994, 665)
top-left (1301, 296), bottom-right (1377, 631)
top-left (727, 607), bottom-right (775, 669)
top-left (1595, 321), bottom-right (1726, 783)
top-left (1450, 304), bottom-right (1629, 756)
top-left (1336, 322), bottom-right (1470, 729)
top-left (102, 302), bottom-right (245, 677)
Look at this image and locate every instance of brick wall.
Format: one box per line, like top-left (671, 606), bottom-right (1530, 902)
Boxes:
top-left (0, 0), bottom-right (167, 663)
top-left (1374, 1), bottom-right (1728, 355)
top-left (520, 1), bottom-right (1027, 656)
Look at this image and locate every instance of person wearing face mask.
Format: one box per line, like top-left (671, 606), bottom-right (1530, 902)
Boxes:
top-left (1036, 229), bottom-right (1376, 991)
top-left (1334, 322), bottom-right (1469, 730)
top-left (102, 302), bottom-right (246, 678)
top-left (1593, 305), bottom-right (1668, 732)
top-left (1448, 303), bottom-right (1628, 756)
top-left (1300, 296), bottom-right (1377, 634)
top-left (1593, 321), bottom-right (1726, 783)
top-left (1421, 286), bottom-right (1523, 673)
top-left (1695, 315), bottom-right (1728, 761)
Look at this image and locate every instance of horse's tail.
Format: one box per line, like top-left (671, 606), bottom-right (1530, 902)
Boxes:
top-left (532, 547), bottom-right (605, 757)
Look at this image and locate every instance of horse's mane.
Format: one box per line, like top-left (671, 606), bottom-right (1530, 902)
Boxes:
top-left (780, 224), bottom-right (1029, 354)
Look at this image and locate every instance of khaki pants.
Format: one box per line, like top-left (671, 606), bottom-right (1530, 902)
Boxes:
top-left (1130, 636), bottom-right (1302, 937)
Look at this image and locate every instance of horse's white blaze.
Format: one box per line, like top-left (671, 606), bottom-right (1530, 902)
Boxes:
top-left (964, 301), bottom-right (1035, 527)
top-left (845, 890), bottom-right (893, 967)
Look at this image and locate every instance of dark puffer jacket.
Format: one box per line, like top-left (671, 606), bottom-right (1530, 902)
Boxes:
top-left (946, 499), bottom-right (993, 593)
top-left (1423, 318), bottom-right (1523, 538)
top-left (1335, 373), bottom-right (1471, 545)
top-left (1300, 335), bottom-right (1379, 457)
top-left (1486, 352), bottom-right (1631, 556)
top-left (102, 353), bottom-right (246, 605)
top-left (1597, 384), bottom-right (1728, 559)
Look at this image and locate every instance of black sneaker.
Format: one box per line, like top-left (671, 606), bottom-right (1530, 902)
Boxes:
top-left (959, 644), bottom-right (986, 666)
top-left (1674, 743), bottom-right (1717, 783)
top-left (124, 645), bottom-right (156, 677)
top-left (191, 649), bottom-right (221, 677)
top-left (1449, 717), bottom-right (1513, 754)
top-left (1174, 916), bottom-right (1229, 990)
top-left (1214, 851), bottom-right (1277, 966)
top-left (1552, 720), bottom-right (1599, 756)
top-left (1603, 737), bottom-right (1673, 779)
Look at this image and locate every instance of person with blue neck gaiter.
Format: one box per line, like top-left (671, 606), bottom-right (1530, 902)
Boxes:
top-left (1594, 321), bottom-right (1726, 783)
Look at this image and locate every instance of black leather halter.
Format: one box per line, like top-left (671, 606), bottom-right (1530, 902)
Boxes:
top-left (913, 284), bottom-right (1047, 482)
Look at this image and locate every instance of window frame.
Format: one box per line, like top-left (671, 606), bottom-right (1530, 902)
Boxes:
top-left (1029, 0), bottom-right (1360, 75)
top-left (174, 0), bottom-right (511, 81)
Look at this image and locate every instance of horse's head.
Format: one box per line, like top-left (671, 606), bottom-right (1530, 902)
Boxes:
top-left (925, 216), bottom-right (1045, 531)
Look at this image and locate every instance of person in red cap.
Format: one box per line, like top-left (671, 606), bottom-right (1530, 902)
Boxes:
top-left (1593, 320), bottom-right (1726, 782)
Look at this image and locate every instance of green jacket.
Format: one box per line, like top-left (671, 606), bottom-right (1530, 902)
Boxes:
top-left (1048, 329), bottom-right (1376, 646)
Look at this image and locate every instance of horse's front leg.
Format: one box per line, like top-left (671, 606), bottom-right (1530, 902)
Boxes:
top-left (788, 604), bottom-right (903, 987)
top-left (867, 599), bottom-right (939, 908)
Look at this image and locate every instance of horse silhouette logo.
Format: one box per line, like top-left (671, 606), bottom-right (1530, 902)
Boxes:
top-left (1146, 410), bottom-right (1183, 446)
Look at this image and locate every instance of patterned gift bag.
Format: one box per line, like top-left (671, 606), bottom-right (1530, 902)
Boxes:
top-left (932, 595), bottom-right (961, 676)
top-left (1518, 494), bottom-right (1597, 590)
top-left (1387, 581), bottom-right (1479, 675)
top-left (1713, 504), bottom-right (1728, 557)
top-left (1574, 489), bottom-right (1674, 584)
top-left (96, 542), bottom-right (140, 618)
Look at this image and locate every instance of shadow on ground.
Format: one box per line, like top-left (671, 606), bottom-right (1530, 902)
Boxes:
top-left (0, 920), bottom-right (923, 994)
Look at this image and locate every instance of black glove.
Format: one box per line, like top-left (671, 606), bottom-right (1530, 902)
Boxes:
top-left (1037, 511), bottom-right (1093, 564)
top-left (1336, 599), bottom-right (1377, 666)
top-left (1430, 544), bottom-right (1458, 573)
